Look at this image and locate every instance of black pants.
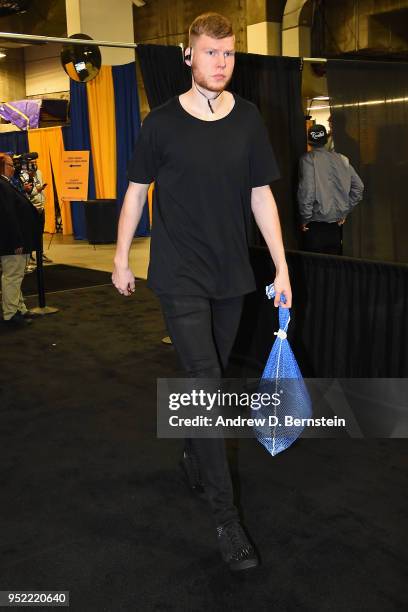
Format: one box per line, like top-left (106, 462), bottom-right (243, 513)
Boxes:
top-left (38, 209), bottom-right (45, 236)
top-left (302, 221), bottom-right (343, 255)
top-left (159, 293), bottom-right (244, 527)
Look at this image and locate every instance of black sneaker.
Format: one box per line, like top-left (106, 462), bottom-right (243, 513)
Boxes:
top-left (216, 521), bottom-right (259, 571)
top-left (4, 312), bottom-right (33, 327)
top-left (179, 450), bottom-right (206, 498)
top-left (21, 310), bottom-right (41, 318)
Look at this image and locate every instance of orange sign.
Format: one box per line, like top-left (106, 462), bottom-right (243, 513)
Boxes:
top-left (61, 151), bottom-right (89, 200)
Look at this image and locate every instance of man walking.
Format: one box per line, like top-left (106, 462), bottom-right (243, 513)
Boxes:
top-left (298, 124), bottom-right (364, 255)
top-left (112, 12), bottom-right (291, 571)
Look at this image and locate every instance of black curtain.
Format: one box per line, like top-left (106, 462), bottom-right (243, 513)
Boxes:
top-left (233, 247), bottom-right (408, 378)
top-left (136, 45), bottom-right (306, 249)
top-left (229, 54), bottom-right (306, 249)
top-left (326, 60), bottom-right (408, 263)
top-left (136, 44), bottom-right (190, 109)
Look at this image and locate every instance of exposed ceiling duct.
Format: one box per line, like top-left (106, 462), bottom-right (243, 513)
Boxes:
top-left (314, 0), bottom-right (408, 60)
top-left (282, 0), bottom-right (310, 31)
top-left (282, 0), bottom-right (313, 57)
top-left (0, 0), bottom-right (31, 17)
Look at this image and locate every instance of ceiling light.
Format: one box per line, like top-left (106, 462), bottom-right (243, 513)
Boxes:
top-left (133, 0), bottom-right (146, 7)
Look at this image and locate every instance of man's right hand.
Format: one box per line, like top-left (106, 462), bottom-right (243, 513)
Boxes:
top-left (112, 264), bottom-right (135, 296)
top-left (14, 246), bottom-right (23, 255)
top-left (112, 182), bottom-right (149, 296)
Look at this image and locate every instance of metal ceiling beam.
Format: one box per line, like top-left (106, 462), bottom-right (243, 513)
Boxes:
top-left (0, 31), bottom-right (137, 48)
top-left (0, 31), bottom-right (328, 61)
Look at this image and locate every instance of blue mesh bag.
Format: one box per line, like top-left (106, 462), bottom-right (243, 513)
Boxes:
top-left (251, 283), bottom-right (312, 456)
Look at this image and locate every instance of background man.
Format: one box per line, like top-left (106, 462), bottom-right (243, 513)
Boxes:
top-left (0, 153), bottom-right (39, 327)
top-left (298, 124), bottom-right (364, 255)
top-left (24, 160), bottom-right (52, 268)
top-left (112, 12), bottom-right (292, 571)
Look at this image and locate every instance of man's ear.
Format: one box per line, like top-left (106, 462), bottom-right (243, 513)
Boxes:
top-left (184, 47), bottom-right (192, 66)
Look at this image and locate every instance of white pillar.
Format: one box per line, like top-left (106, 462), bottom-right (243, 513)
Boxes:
top-left (65, 0), bottom-right (135, 65)
top-left (247, 21), bottom-right (282, 56)
top-left (282, 25), bottom-right (311, 57)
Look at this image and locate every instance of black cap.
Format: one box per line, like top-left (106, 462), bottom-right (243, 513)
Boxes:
top-left (308, 124), bottom-right (328, 146)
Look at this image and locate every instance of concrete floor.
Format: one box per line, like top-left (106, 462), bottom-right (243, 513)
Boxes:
top-left (41, 233), bottom-right (150, 279)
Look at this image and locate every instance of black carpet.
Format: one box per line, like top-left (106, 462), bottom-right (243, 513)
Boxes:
top-left (21, 264), bottom-right (113, 296)
top-left (0, 279), bottom-right (407, 611)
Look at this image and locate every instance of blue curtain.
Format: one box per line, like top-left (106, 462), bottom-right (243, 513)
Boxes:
top-left (62, 80), bottom-right (96, 239)
top-left (112, 62), bottom-right (150, 237)
top-left (0, 131), bottom-right (29, 154)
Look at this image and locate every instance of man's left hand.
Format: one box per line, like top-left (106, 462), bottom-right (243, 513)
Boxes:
top-left (273, 267), bottom-right (292, 308)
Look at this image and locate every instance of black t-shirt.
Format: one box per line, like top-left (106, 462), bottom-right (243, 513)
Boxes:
top-left (127, 93), bottom-right (280, 298)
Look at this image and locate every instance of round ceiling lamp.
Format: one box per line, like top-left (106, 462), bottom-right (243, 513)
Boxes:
top-left (61, 33), bottom-right (101, 83)
top-left (0, 0), bottom-right (31, 17)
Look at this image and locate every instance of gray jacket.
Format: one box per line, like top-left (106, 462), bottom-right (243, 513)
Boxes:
top-left (29, 168), bottom-right (45, 211)
top-left (297, 147), bottom-right (364, 223)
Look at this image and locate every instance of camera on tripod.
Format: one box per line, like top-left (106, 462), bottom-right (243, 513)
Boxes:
top-left (12, 151), bottom-right (39, 172)
top-left (12, 152), bottom-right (39, 190)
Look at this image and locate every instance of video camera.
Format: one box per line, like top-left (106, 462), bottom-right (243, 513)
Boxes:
top-left (11, 152), bottom-right (39, 190)
top-left (12, 152), bottom-right (39, 172)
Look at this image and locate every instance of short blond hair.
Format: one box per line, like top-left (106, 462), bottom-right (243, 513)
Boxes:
top-left (189, 12), bottom-right (234, 45)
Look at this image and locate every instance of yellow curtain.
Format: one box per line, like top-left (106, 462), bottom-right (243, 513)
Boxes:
top-left (148, 183), bottom-right (154, 227)
top-left (28, 127), bottom-right (73, 235)
top-left (48, 128), bottom-right (73, 235)
top-left (86, 65), bottom-right (117, 199)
